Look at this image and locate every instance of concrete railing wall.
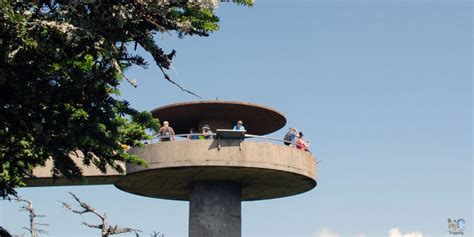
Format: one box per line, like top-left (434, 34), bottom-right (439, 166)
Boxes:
top-left (127, 139), bottom-right (316, 180)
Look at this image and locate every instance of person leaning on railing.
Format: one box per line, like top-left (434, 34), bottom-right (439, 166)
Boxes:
top-left (187, 128), bottom-right (200, 140)
top-left (233, 120), bottom-right (245, 131)
top-left (283, 127), bottom-right (298, 146)
top-left (159, 121), bottom-right (175, 141)
top-left (296, 132), bottom-right (310, 152)
top-left (199, 125), bottom-right (213, 140)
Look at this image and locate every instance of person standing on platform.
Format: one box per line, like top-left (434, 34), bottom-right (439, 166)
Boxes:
top-left (233, 120), bottom-right (245, 131)
top-left (159, 121), bottom-right (175, 141)
top-left (199, 125), bottom-right (213, 140)
top-left (296, 132), bottom-right (310, 152)
top-left (284, 127), bottom-right (298, 146)
top-left (187, 128), bottom-right (199, 140)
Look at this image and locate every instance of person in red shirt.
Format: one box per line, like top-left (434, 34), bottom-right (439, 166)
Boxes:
top-left (296, 132), bottom-right (309, 152)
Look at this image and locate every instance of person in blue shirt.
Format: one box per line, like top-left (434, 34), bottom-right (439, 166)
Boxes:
top-left (283, 127), bottom-right (298, 146)
top-left (187, 128), bottom-right (199, 140)
top-left (233, 120), bottom-right (245, 131)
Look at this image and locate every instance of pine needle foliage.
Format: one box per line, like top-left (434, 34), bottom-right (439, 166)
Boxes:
top-left (0, 0), bottom-right (252, 197)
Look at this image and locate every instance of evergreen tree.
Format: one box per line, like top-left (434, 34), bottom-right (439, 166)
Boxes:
top-left (0, 226), bottom-right (12, 237)
top-left (0, 0), bottom-right (252, 197)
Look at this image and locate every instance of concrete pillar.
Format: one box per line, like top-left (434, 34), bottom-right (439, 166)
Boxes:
top-left (189, 181), bottom-right (241, 237)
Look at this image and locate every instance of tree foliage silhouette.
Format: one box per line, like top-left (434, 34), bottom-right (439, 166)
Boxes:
top-left (0, 0), bottom-right (252, 197)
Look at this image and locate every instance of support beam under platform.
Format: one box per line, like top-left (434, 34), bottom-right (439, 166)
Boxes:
top-left (189, 181), bottom-right (241, 237)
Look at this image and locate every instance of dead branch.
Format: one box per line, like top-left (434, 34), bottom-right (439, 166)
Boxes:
top-left (112, 58), bottom-right (138, 88)
top-left (158, 65), bottom-right (202, 99)
top-left (61, 192), bottom-right (106, 220)
top-left (61, 192), bottom-right (142, 237)
top-left (82, 221), bottom-right (103, 229)
top-left (15, 197), bottom-right (48, 237)
top-left (151, 231), bottom-right (165, 237)
top-left (108, 225), bottom-right (141, 235)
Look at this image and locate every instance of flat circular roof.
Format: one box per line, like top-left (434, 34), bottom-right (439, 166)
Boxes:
top-left (151, 100), bottom-right (286, 135)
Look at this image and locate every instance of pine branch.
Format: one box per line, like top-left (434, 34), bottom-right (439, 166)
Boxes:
top-left (159, 65), bottom-right (202, 99)
top-left (112, 59), bottom-right (138, 88)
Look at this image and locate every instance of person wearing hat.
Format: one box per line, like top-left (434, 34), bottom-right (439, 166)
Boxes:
top-left (233, 120), bottom-right (245, 131)
top-left (199, 125), bottom-right (213, 140)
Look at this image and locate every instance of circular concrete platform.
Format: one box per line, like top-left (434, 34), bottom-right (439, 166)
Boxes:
top-left (150, 100), bottom-right (286, 135)
top-left (115, 139), bottom-right (317, 201)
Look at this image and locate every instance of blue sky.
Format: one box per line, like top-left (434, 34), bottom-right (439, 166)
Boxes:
top-left (1, 0), bottom-right (472, 236)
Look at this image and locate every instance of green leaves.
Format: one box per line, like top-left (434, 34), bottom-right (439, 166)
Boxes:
top-left (231, 0), bottom-right (255, 7)
top-left (73, 54), bottom-right (95, 71)
top-left (183, 5), bottom-right (220, 32)
top-left (0, 0), bottom-right (248, 198)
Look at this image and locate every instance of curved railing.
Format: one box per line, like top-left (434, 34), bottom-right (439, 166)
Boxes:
top-left (145, 133), bottom-right (301, 147)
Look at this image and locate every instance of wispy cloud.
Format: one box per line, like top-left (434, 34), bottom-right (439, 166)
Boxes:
top-left (388, 228), bottom-right (424, 237)
top-left (312, 228), bottom-right (339, 237)
top-left (312, 228), bottom-right (424, 237)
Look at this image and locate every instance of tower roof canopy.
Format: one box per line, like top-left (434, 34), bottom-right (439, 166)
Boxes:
top-left (151, 100), bottom-right (286, 135)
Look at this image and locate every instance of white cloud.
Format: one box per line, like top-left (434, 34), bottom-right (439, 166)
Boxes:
top-left (388, 228), bottom-right (424, 237)
top-left (311, 228), bottom-right (424, 237)
top-left (312, 228), bottom-right (339, 237)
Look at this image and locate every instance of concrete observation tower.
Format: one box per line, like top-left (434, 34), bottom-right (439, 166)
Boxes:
top-left (27, 100), bottom-right (318, 237)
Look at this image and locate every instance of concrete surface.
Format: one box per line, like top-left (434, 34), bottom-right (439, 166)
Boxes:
top-left (25, 152), bottom-right (124, 187)
top-left (189, 181), bottom-right (241, 237)
top-left (150, 100), bottom-right (287, 135)
top-left (115, 139), bottom-right (317, 201)
top-left (21, 100), bottom-right (317, 237)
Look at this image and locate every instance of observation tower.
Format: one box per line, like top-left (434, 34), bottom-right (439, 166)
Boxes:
top-left (26, 100), bottom-right (318, 237)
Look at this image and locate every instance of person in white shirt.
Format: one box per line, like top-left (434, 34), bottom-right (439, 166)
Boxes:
top-left (233, 120), bottom-right (245, 131)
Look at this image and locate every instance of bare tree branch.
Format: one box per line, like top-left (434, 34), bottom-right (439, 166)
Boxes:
top-left (158, 65), bottom-right (202, 99)
top-left (82, 221), bottom-right (103, 229)
top-left (112, 58), bottom-right (138, 88)
top-left (62, 192), bottom-right (106, 220)
top-left (36, 229), bottom-right (48, 235)
top-left (109, 225), bottom-right (141, 235)
top-left (61, 192), bottom-right (142, 237)
top-left (15, 197), bottom-right (48, 237)
top-left (60, 200), bottom-right (89, 215)
top-left (151, 231), bottom-right (165, 237)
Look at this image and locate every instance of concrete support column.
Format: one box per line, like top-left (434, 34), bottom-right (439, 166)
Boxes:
top-left (189, 181), bottom-right (241, 237)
